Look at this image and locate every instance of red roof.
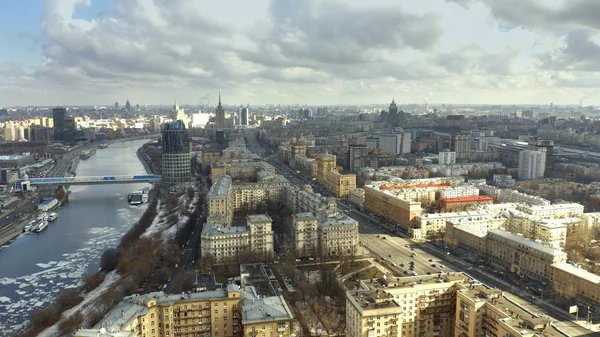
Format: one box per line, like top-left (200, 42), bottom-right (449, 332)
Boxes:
top-left (441, 195), bottom-right (494, 203)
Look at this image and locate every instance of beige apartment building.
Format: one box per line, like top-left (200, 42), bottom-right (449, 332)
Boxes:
top-left (200, 215), bottom-right (274, 264)
top-left (446, 224), bottom-right (488, 254)
top-left (76, 285), bottom-right (243, 337)
top-left (550, 262), bottom-right (600, 305)
top-left (76, 285), bottom-right (299, 337)
top-left (211, 161), bottom-right (276, 180)
top-left (209, 175), bottom-right (234, 225)
top-left (455, 285), bottom-right (558, 337)
top-left (345, 290), bottom-right (402, 337)
top-left (319, 215), bottom-right (359, 257)
top-left (506, 214), bottom-right (568, 249)
top-left (240, 287), bottom-right (297, 337)
top-left (347, 274), bottom-right (560, 337)
top-left (324, 169), bottom-right (356, 198)
top-left (316, 152), bottom-right (337, 183)
top-left (487, 230), bottom-right (567, 281)
top-left (363, 184), bottom-right (423, 229)
top-left (350, 273), bottom-right (473, 337)
top-left (231, 174), bottom-right (290, 210)
top-left (292, 212), bottom-right (319, 257)
top-left (348, 188), bottom-right (365, 207)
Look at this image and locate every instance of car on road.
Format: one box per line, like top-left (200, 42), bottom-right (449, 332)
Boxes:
top-left (388, 254), bottom-right (392, 258)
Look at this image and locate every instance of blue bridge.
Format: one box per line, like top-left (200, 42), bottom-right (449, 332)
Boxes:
top-left (26, 174), bottom-right (162, 186)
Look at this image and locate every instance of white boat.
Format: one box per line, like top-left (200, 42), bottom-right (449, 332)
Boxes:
top-left (47, 213), bottom-right (57, 222)
top-left (34, 219), bottom-right (49, 232)
top-left (39, 198), bottom-right (59, 212)
top-left (24, 221), bottom-right (36, 232)
top-left (38, 212), bottom-right (48, 221)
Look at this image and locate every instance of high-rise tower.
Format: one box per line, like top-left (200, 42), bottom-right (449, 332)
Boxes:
top-left (388, 99), bottom-right (398, 127)
top-left (161, 121), bottom-right (191, 187)
top-left (215, 92), bottom-right (226, 128)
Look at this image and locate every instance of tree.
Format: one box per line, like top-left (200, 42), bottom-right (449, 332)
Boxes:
top-left (100, 248), bottom-right (119, 272)
top-left (199, 254), bottom-right (215, 271)
top-left (58, 312), bottom-right (84, 336)
top-left (55, 289), bottom-right (83, 311)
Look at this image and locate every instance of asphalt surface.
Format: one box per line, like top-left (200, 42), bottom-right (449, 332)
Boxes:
top-left (165, 175), bottom-right (209, 294)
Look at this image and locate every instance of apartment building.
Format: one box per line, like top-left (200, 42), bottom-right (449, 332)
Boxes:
top-left (438, 186), bottom-right (480, 199)
top-left (323, 169), bottom-right (356, 198)
top-left (345, 290), bottom-right (402, 337)
top-left (319, 215), bottom-right (359, 257)
top-left (348, 273), bottom-right (561, 337)
top-left (516, 203), bottom-right (584, 220)
top-left (417, 211), bottom-right (507, 237)
top-left (348, 188), bottom-right (365, 207)
top-left (286, 185), bottom-right (337, 215)
top-left (354, 273), bottom-right (474, 337)
top-left (200, 215), bottom-right (274, 265)
top-left (550, 262), bottom-right (600, 305)
top-left (478, 184), bottom-right (550, 205)
top-left (241, 286), bottom-right (297, 337)
top-left (455, 285), bottom-right (557, 337)
top-left (440, 195), bottom-right (494, 212)
top-left (211, 161), bottom-right (276, 180)
top-left (231, 174), bottom-right (290, 210)
top-left (209, 175), bottom-right (234, 225)
top-left (506, 214), bottom-right (568, 249)
top-left (316, 152), bottom-right (337, 183)
top-left (446, 225), bottom-right (488, 254)
top-left (247, 214), bottom-right (274, 259)
top-left (293, 212), bottom-right (319, 257)
top-left (487, 230), bottom-right (567, 281)
top-left (75, 284), bottom-right (243, 337)
top-left (363, 185), bottom-right (423, 229)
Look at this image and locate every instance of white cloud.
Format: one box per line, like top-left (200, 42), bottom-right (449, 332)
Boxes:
top-left (2, 0), bottom-right (600, 105)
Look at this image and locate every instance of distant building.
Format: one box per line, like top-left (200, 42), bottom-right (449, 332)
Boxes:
top-left (215, 92), bottom-right (226, 128)
top-left (378, 131), bottom-right (411, 155)
top-left (161, 120), bottom-right (191, 187)
top-left (450, 132), bottom-right (471, 161)
top-left (348, 144), bottom-right (369, 172)
top-left (518, 150), bottom-right (546, 180)
top-left (52, 107), bottom-right (66, 142)
top-left (438, 150), bottom-right (456, 165)
top-left (241, 106), bottom-right (249, 126)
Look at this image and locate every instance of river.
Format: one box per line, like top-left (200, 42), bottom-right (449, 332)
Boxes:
top-left (0, 139), bottom-right (152, 335)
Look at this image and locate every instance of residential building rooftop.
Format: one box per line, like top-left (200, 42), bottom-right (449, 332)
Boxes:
top-left (488, 230), bottom-right (565, 256)
top-left (241, 286), bottom-right (294, 325)
top-left (551, 262), bottom-right (600, 284)
top-left (209, 175), bottom-right (232, 198)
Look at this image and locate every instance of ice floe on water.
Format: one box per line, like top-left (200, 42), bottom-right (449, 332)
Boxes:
top-left (0, 221), bottom-right (139, 336)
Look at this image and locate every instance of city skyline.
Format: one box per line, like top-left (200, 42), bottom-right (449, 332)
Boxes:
top-left (1, 0), bottom-right (600, 106)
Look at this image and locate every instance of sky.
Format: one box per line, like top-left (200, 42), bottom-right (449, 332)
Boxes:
top-left (1, 0), bottom-right (600, 106)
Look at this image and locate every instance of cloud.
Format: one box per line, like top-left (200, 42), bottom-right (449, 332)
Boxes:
top-left (2, 0), bottom-right (600, 105)
top-left (448, 0), bottom-right (600, 31)
top-left (537, 30), bottom-right (600, 72)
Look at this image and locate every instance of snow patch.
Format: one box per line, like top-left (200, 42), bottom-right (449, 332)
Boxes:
top-left (36, 271), bottom-right (121, 337)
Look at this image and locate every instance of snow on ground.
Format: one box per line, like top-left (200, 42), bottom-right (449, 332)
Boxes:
top-left (36, 271), bottom-right (121, 337)
top-left (142, 183), bottom-right (200, 241)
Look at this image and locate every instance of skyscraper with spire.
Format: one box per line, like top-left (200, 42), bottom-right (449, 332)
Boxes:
top-left (388, 98), bottom-right (398, 127)
top-left (125, 99), bottom-right (132, 114)
top-left (215, 91), bottom-right (226, 128)
top-left (172, 100), bottom-right (191, 128)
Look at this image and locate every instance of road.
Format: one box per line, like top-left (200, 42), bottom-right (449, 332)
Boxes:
top-left (165, 175), bottom-right (209, 294)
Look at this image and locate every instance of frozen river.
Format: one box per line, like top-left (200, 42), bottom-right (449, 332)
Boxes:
top-left (0, 139), bottom-right (152, 335)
